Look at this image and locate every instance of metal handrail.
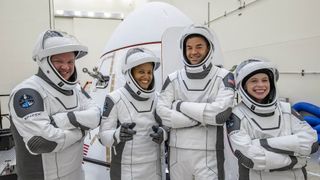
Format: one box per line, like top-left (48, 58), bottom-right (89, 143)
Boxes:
top-left (83, 156), bottom-right (110, 167)
top-left (280, 70), bottom-right (320, 76)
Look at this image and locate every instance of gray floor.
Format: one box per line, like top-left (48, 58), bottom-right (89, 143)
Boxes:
top-left (307, 148), bottom-right (320, 180)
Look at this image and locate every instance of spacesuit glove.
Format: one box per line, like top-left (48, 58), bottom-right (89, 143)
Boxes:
top-left (150, 125), bottom-right (164, 144)
top-left (113, 122), bottom-right (136, 144)
top-left (171, 100), bottom-right (183, 112)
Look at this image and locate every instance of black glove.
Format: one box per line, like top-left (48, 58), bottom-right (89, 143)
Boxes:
top-left (150, 125), bottom-right (164, 144)
top-left (114, 122), bottom-right (136, 143)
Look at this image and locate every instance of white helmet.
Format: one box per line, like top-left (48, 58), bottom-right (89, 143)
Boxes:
top-left (122, 48), bottom-right (160, 99)
top-left (235, 58), bottom-right (279, 115)
top-left (180, 25), bottom-right (214, 75)
top-left (32, 30), bottom-right (88, 90)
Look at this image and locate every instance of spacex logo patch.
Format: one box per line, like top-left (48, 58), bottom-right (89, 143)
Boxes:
top-left (19, 94), bottom-right (35, 108)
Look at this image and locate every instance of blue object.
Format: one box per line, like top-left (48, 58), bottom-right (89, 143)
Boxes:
top-left (292, 102), bottom-right (320, 144)
top-left (314, 124), bottom-right (320, 133)
top-left (292, 102), bottom-right (320, 118)
top-left (304, 116), bottom-right (320, 127)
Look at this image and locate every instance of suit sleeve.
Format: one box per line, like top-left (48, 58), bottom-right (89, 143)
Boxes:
top-left (260, 112), bottom-right (318, 157)
top-left (50, 87), bottom-right (101, 130)
top-left (177, 72), bottom-right (235, 126)
top-left (226, 113), bottom-right (305, 171)
top-left (9, 88), bottom-right (83, 155)
top-left (156, 76), bottom-right (199, 129)
top-left (99, 96), bottom-right (118, 147)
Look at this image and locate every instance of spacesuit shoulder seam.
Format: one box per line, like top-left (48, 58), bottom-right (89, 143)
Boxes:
top-left (108, 90), bottom-right (122, 103)
top-left (217, 68), bottom-right (230, 78)
top-left (232, 105), bottom-right (246, 120)
top-left (168, 71), bottom-right (178, 81)
top-left (279, 101), bottom-right (291, 114)
top-left (12, 77), bottom-right (47, 98)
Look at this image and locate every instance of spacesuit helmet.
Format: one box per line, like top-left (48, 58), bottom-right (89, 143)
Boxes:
top-left (122, 48), bottom-right (160, 99)
top-left (180, 25), bottom-right (214, 74)
top-left (235, 58), bottom-right (279, 115)
top-left (32, 30), bottom-right (88, 90)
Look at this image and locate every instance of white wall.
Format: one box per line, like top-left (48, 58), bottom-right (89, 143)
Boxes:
top-left (0, 0), bottom-right (51, 124)
top-left (208, 0), bottom-right (320, 105)
top-left (54, 0), bottom-right (149, 16)
top-left (0, 0), bottom-right (51, 94)
top-left (54, 17), bottom-right (120, 85)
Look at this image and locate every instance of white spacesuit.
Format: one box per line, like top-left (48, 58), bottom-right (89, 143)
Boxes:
top-left (9, 30), bottom-right (101, 180)
top-left (156, 25), bottom-right (235, 180)
top-left (226, 59), bottom-right (319, 180)
top-left (99, 48), bottom-right (165, 180)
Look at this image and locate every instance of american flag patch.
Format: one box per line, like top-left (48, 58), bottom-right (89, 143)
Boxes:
top-left (83, 143), bottom-right (90, 156)
top-left (224, 73), bottom-right (235, 89)
top-left (228, 78), bottom-right (235, 86)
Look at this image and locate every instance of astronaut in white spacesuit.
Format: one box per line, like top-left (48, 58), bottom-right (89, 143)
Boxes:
top-left (9, 30), bottom-right (101, 180)
top-left (226, 59), bottom-right (319, 180)
top-left (156, 25), bottom-right (235, 180)
top-left (99, 48), bottom-right (166, 180)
